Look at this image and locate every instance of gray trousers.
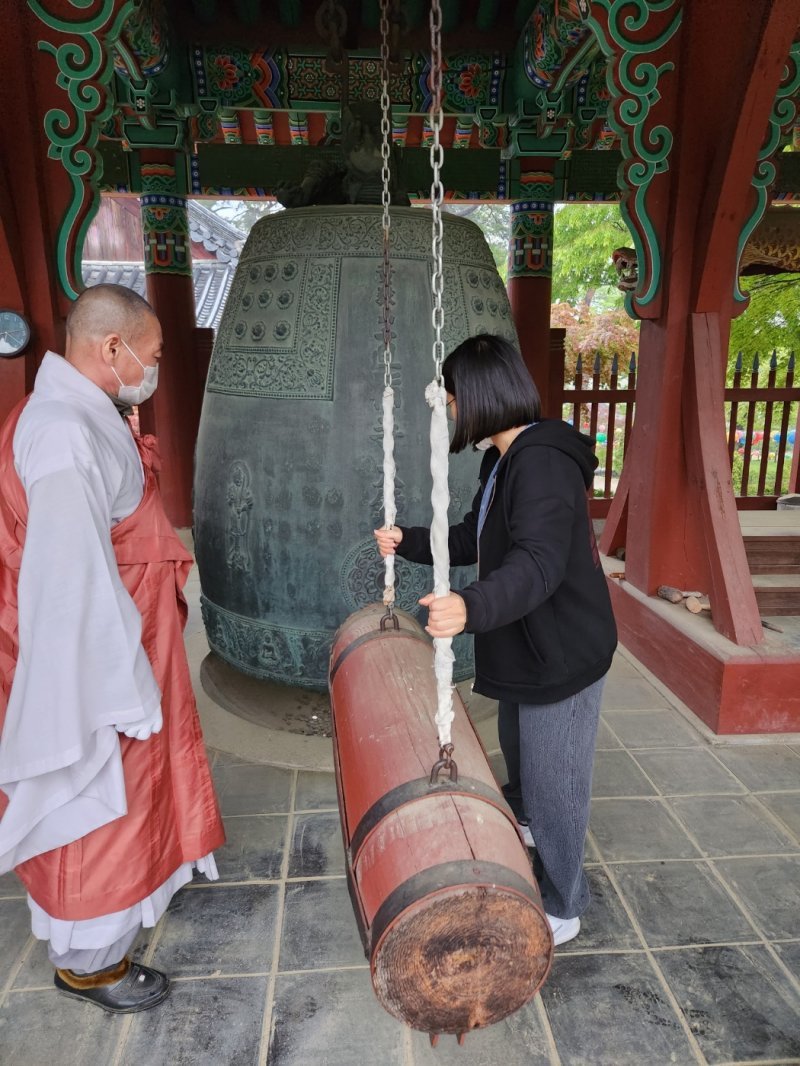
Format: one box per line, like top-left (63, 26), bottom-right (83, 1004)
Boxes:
top-left (498, 675), bottom-right (605, 920)
top-left (48, 925), bottom-right (141, 975)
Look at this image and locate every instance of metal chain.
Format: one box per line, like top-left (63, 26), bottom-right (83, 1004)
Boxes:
top-left (380, 0), bottom-right (393, 389)
top-left (425, 0), bottom-right (455, 756)
top-left (379, 0), bottom-right (397, 614)
top-left (429, 0), bottom-right (445, 384)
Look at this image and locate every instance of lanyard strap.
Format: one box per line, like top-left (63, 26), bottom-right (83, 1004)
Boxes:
top-left (476, 424), bottom-right (537, 540)
top-left (476, 458), bottom-right (501, 541)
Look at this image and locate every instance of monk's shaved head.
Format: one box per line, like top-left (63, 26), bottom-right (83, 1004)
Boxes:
top-left (64, 283), bottom-right (163, 396)
top-left (66, 284), bottom-right (157, 343)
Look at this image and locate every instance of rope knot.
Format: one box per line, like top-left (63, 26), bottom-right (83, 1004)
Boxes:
top-left (425, 380), bottom-right (446, 409)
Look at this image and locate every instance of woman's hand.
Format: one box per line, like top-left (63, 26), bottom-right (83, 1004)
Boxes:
top-left (374, 526), bottom-right (403, 557)
top-left (419, 592), bottom-right (467, 638)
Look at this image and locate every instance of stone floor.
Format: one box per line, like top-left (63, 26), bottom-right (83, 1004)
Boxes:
top-left (1, 645), bottom-right (800, 1066)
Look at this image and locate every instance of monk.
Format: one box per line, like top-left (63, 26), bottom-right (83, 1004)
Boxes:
top-left (0, 284), bottom-right (225, 1013)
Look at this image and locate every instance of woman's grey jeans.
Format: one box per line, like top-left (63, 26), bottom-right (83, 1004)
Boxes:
top-left (498, 674), bottom-right (606, 919)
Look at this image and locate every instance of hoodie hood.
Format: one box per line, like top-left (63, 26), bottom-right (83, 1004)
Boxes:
top-left (501, 419), bottom-right (599, 489)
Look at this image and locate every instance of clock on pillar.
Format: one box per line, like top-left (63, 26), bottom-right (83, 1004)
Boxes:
top-left (0, 310), bottom-right (31, 357)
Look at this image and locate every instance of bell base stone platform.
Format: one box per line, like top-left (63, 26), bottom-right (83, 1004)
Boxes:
top-left (191, 631), bottom-right (500, 771)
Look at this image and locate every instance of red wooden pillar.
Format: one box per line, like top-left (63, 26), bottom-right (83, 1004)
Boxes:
top-left (0, 0), bottom-right (78, 426)
top-left (138, 151), bottom-right (198, 528)
top-left (507, 161), bottom-right (559, 417)
top-left (598, 0), bottom-right (797, 649)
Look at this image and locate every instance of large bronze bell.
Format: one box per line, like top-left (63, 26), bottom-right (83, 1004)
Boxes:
top-left (194, 205), bottom-right (517, 690)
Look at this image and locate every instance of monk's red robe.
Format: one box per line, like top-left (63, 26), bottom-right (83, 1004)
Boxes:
top-left (0, 399), bottom-right (225, 920)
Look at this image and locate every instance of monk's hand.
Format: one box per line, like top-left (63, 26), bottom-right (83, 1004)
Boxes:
top-left (419, 592), bottom-right (467, 638)
top-left (374, 526), bottom-right (403, 558)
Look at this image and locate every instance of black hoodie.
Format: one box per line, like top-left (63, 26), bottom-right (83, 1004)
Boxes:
top-left (396, 421), bottom-right (617, 705)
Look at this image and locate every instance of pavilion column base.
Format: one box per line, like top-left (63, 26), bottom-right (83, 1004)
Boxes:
top-left (603, 558), bottom-right (800, 735)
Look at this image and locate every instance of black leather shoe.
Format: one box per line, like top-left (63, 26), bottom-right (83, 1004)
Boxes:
top-left (54, 958), bottom-right (170, 1014)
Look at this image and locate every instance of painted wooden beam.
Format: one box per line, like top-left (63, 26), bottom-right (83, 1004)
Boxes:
top-left (694, 2), bottom-right (798, 312)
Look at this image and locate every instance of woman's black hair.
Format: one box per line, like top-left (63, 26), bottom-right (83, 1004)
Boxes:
top-left (442, 333), bottom-right (541, 453)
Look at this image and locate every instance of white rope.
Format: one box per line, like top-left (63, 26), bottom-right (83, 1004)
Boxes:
top-left (425, 382), bottom-right (455, 746)
top-left (426, 0), bottom-right (455, 749)
top-left (382, 385), bottom-right (396, 605)
top-left (379, 0), bottom-right (396, 609)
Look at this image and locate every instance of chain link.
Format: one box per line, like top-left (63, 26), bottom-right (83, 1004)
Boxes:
top-left (380, 0), bottom-right (393, 389)
top-left (429, 0), bottom-right (445, 384)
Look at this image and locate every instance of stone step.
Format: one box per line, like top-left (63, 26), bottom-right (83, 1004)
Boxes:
top-left (752, 572), bottom-right (800, 615)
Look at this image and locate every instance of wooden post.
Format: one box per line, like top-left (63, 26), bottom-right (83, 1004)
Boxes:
top-left (507, 162), bottom-right (558, 416)
top-left (138, 150), bottom-right (198, 528)
top-left (598, 0), bottom-right (797, 647)
top-left (0, 0), bottom-right (78, 425)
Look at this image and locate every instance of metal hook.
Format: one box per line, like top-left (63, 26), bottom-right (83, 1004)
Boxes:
top-left (380, 605), bottom-right (399, 631)
top-left (429, 743), bottom-right (458, 785)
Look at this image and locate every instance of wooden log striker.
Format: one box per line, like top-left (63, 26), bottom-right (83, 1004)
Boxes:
top-left (328, 604), bottom-right (553, 1036)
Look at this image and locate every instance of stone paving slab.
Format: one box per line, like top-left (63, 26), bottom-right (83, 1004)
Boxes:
top-left (631, 749), bottom-right (747, 796)
top-left (756, 790), bottom-right (800, 839)
top-left (268, 969), bottom-right (404, 1066)
top-left (408, 1001), bottom-right (553, 1065)
top-left (609, 862), bottom-right (758, 949)
top-left (119, 976), bottom-right (268, 1066)
top-left (279, 879), bottom-right (365, 972)
top-left (0, 989), bottom-right (125, 1066)
top-left (539, 952), bottom-right (699, 1065)
top-left (4, 649), bottom-right (800, 1065)
top-left (215, 814), bottom-right (287, 882)
top-left (590, 798), bottom-right (702, 862)
top-left (151, 882), bottom-right (280, 978)
top-left (656, 945), bottom-right (800, 1063)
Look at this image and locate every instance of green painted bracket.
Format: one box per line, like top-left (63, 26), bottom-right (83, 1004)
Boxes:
top-left (582, 0), bottom-right (682, 318)
top-left (734, 41), bottom-right (800, 305)
top-left (29, 0), bottom-right (137, 301)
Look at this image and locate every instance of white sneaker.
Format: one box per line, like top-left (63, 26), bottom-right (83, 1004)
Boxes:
top-left (518, 823), bottom-right (535, 848)
top-left (546, 913), bottom-right (581, 947)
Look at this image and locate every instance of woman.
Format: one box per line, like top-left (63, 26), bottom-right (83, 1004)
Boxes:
top-left (374, 333), bottom-right (617, 946)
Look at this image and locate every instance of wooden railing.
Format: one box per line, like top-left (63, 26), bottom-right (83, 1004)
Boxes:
top-left (559, 349), bottom-right (799, 514)
top-left (562, 352), bottom-right (637, 517)
top-left (726, 352), bottom-right (799, 509)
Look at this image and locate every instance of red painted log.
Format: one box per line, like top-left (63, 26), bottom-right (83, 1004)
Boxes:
top-left (328, 604), bottom-right (552, 1037)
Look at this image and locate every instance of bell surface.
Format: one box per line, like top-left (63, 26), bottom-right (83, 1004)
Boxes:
top-left (194, 205), bottom-right (518, 689)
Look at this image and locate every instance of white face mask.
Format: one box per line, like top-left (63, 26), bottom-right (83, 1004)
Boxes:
top-left (112, 338), bottom-right (159, 405)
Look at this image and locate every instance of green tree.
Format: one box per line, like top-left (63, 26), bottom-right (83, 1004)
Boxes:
top-left (552, 203), bottom-right (631, 309)
top-left (729, 273), bottom-right (800, 372)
